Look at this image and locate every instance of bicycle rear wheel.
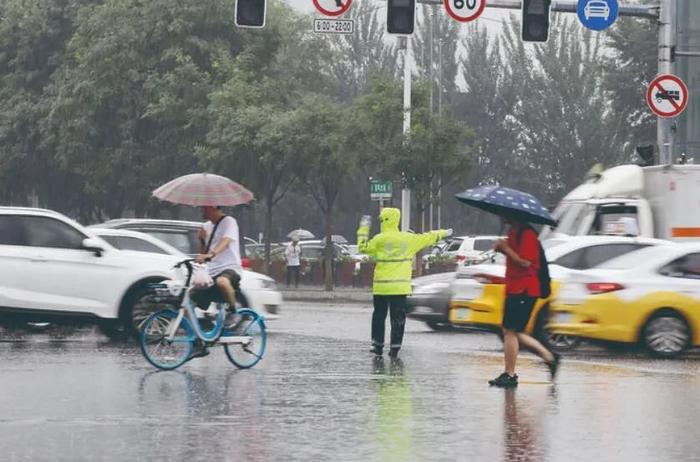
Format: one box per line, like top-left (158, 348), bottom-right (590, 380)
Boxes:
top-left (140, 309), bottom-right (194, 370)
top-left (224, 309), bottom-right (266, 369)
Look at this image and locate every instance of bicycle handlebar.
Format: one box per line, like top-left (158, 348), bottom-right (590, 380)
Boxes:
top-left (173, 256), bottom-right (212, 270)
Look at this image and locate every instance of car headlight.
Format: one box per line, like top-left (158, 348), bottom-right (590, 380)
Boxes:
top-left (260, 279), bottom-right (277, 291)
top-left (413, 282), bottom-right (450, 295)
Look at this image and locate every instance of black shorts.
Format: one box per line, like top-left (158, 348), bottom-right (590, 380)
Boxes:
top-left (502, 294), bottom-right (537, 332)
top-left (190, 269), bottom-right (241, 308)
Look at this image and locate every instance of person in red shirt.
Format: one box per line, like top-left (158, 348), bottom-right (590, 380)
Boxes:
top-left (489, 215), bottom-right (560, 388)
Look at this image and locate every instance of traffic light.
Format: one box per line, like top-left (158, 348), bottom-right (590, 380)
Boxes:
top-left (521, 0), bottom-right (551, 42)
top-left (387, 0), bottom-right (416, 35)
top-left (235, 0), bottom-right (266, 28)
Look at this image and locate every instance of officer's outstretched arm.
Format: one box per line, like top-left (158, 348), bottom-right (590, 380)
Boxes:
top-left (408, 229), bottom-right (449, 255)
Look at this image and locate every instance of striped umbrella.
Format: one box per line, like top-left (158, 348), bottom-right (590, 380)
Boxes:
top-left (153, 173), bottom-right (254, 207)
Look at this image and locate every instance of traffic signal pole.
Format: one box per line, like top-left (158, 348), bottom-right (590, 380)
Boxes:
top-left (657, 0), bottom-right (675, 164)
top-left (401, 36), bottom-right (412, 232)
top-left (417, 0), bottom-right (658, 18)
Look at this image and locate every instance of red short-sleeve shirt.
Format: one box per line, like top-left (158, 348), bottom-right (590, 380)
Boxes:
top-left (505, 227), bottom-right (541, 297)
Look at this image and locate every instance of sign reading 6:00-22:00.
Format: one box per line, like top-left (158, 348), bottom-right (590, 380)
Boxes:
top-left (313, 19), bottom-right (355, 35)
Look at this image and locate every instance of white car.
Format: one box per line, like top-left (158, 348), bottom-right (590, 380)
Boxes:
top-left (584, 0), bottom-right (610, 20)
top-left (0, 207), bottom-right (184, 338)
top-left (454, 235), bottom-right (670, 295)
top-left (551, 243), bottom-right (700, 356)
top-left (91, 227), bottom-right (282, 320)
top-left (439, 235), bottom-right (503, 265)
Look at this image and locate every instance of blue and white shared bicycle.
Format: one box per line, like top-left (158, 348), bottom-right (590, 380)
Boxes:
top-left (139, 259), bottom-right (266, 370)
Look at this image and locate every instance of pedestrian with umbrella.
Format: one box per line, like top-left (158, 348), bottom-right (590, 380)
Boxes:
top-left (456, 186), bottom-right (560, 388)
top-left (153, 172), bottom-right (254, 359)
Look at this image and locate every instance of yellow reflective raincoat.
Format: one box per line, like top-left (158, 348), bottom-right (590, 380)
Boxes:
top-left (357, 208), bottom-right (447, 295)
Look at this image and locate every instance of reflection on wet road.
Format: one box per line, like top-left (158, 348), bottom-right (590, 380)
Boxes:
top-left (1, 302), bottom-right (700, 461)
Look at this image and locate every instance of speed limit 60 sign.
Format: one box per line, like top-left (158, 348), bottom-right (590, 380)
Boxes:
top-left (444, 0), bottom-right (486, 23)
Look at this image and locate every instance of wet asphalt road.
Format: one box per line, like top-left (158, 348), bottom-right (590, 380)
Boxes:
top-left (2, 301), bottom-right (700, 462)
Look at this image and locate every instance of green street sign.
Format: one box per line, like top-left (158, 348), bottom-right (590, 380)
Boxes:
top-left (370, 180), bottom-right (392, 200)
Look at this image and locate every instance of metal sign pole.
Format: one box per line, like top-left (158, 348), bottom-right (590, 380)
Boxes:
top-left (401, 37), bottom-right (412, 232)
top-left (657, 0), bottom-right (676, 164)
top-left (415, 0), bottom-right (658, 18)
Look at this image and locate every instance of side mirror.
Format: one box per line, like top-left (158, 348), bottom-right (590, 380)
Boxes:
top-left (82, 238), bottom-right (105, 257)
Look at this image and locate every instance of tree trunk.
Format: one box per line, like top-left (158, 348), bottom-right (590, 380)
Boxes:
top-left (324, 206), bottom-right (334, 292)
top-left (264, 197), bottom-right (274, 276)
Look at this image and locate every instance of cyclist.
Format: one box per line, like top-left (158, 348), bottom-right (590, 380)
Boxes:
top-left (189, 205), bottom-right (243, 358)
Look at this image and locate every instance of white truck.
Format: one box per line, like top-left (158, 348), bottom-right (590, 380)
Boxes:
top-left (541, 164), bottom-right (700, 241)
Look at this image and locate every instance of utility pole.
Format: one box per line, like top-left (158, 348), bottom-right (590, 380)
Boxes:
top-left (657, 0), bottom-right (675, 165)
top-left (401, 36), bottom-right (412, 232)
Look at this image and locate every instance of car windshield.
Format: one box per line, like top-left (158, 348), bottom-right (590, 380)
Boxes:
top-left (596, 245), bottom-right (675, 270)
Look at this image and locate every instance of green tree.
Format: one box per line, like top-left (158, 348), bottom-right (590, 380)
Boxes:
top-left (289, 94), bottom-right (357, 291)
top-left (329, 0), bottom-right (400, 101)
top-left (40, 0), bottom-right (242, 222)
top-left (603, 14), bottom-right (657, 153)
top-left (0, 0), bottom-right (78, 208)
top-left (513, 18), bottom-right (624, 201)
top-left (202, 2), bottom-right (334, 272)
top-left (414, 5), bottom-right (461, 114)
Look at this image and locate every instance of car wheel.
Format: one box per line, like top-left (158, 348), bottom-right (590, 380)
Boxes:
top-left (426, 321), bottom-right (452, 331)
top-left (534, 306), bottom-right (581, 352)
top-left (127, 285), bottom-right (178, 338)
top-left (97, 319), bottom-right (129, 341)
top-left (543, 332), bottom-right (581, 352)
top-left (642, 311), bottom-right (690, 358)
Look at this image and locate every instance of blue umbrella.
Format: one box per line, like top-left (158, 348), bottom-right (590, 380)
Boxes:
top-left (455, 185), bottom-right (556, 226)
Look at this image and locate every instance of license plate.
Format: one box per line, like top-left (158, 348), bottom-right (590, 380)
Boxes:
top-left (554, 312), bottom-right (572, 323)
top-left (456, 308), bottom-right (470, 320)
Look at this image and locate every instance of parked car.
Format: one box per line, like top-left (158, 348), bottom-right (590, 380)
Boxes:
top-left (448, 235), bottom-right (670, 349)
top-left (245, 242), bottom-right (282, 259)
top-left (271, 240), bottom-right (351, 262)
top-left (90, 228), bottom-right (183, 255)
top-left (96, 218), bottom-right (257, 256)
top-left (0, 207), bottom-right (184, 338)
top-left (91, 228), bottom-right (281, 320)
top-left (549, 243), bottom-right (700, 357)
top-left (95, 218), bottom-right (202, 255)
top-left (436, 235), bottom-right (503, 265)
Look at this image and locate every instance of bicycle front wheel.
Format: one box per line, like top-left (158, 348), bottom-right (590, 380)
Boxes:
top-left (224, 309), bottom-right (266, 369)
top-left (140, 309), bottom-right (194, 370)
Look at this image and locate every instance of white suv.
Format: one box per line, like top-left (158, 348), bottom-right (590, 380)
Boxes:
top-left (0, 207), bottom-right (184, 338)
top-left (441, 235), bottom-right (503, 265)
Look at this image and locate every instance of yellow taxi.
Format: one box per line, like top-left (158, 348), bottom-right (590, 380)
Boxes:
top-left (449, 236), bottom-right (668, 349)
top-left (549, 242), bottom-right (700, 357)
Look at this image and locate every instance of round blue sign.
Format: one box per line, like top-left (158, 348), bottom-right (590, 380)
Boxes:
top-left (577, 0), bottom-right (618, 31)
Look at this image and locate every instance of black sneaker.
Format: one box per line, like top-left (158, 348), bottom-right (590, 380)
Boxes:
top-left (369, 346), bottom-right (383, 356)
top-left (489, 372), bottom-right (518, 388)
top-left (546, 352), bottom-right (561, 381)
top-left (188, 342), bottom-right (210, 361)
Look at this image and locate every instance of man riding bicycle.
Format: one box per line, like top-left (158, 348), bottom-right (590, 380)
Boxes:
top-left (189, 206), bottom-right (243, 358)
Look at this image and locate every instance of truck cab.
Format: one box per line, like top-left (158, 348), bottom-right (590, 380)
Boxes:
top-left (542, 164), bottom-right (700, 242)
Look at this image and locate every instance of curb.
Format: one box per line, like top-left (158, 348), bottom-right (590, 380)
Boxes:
top-left (281, 290), bottom-right (372, 304)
